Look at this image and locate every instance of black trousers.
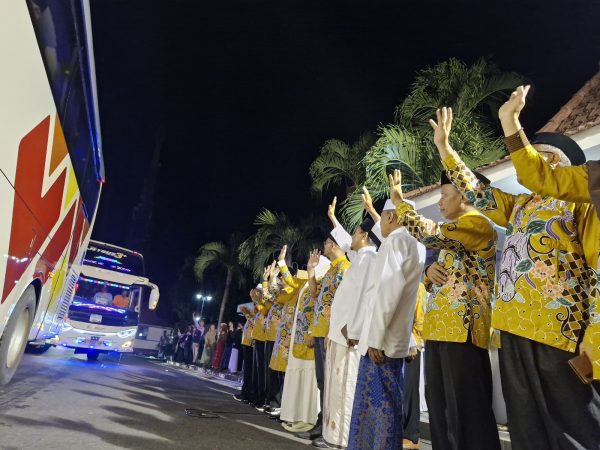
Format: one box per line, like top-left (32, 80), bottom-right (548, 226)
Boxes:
top-left (264, 340), bottom-right (275, 406)
top-left (314, 337), bottom-right (326, 427)
top-left (403, 352), bottom-right (421, 445)
top-left (241, 344), bottom-right (255, 402)
top-left (253, 340), bottom-right (267, 406)
top-left (499, 332), bottom-right (600, 450)
top-left (425, 339), bottom-right (500, 450)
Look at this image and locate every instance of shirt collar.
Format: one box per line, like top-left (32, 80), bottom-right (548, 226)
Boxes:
top-left (330, 255), bottom-right (349, 268)
top-left (357, 245), bottom-right (377, 254)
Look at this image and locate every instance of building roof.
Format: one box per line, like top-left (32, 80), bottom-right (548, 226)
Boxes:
top-left (540, 62), bottom-right (600, 135)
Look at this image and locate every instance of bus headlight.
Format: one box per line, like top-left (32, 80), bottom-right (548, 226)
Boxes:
top-left (117, 328), bottom-right (137, 339)
top-left (121, 341), bottom-right (133, 349)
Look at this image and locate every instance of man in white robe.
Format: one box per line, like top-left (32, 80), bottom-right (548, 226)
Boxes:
top-left (347, 196), bottom-right (424, 450)
top-left (314, 197), bottom-right (380, 449)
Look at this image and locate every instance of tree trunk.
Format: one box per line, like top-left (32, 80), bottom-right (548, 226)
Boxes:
top-left (217, 268), bottom-right (233, 326)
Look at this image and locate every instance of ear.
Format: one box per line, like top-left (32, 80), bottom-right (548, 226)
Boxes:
top-left (549, 152), bottom-right (561, 168)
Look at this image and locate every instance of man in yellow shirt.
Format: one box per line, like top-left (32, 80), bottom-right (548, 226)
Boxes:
top-left (296, 235), bottom-right (350, 441)
top-left (498, 86), bottom-right (600, 386)
top-left (250, 279), bottom-right (271, 410)
top-left (431, 105), bottom-right (599, 449)
top-left (390, 168), bottom-right (500, 450)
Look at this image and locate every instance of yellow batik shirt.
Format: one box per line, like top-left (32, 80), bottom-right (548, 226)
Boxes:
top-left (293, 285), bottom-right (318, 360)
top-left (309, 255), bottom-right (350, 338)
top-left (509, 141), bottom-right (600, 378)
top-left (263, 279), bottom-right (284, 342)
top-left (241, 309), bottom-right (256, 347)
top-left (269, 263), bottom-right (308, 372)
top-left (412, 283), bottom-right (427, 350)
top-left (443, 151), bottom-right (595, 354)
top-left (396, 202), bottom-right (497, 350)
top-left (251, 299), bottom-right (272, 342)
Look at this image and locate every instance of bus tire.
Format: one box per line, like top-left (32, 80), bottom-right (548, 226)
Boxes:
top-left (86, 350), bottom-right (99, 362)
top-left (0, 285), bottom-right (37, 385)
top-left (25, 343), bottom-right (51, 355)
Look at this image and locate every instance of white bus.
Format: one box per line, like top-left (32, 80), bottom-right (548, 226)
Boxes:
top-left (0, 1), bottom-right (104, 384)
top-left (59, 241), bottom-right (160, 361)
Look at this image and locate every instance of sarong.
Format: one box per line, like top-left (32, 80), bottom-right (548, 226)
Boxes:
top-left (347, 355), bottom-right (404, 450)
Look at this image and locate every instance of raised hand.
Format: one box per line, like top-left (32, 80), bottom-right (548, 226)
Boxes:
top-left (361, 186), bottom-right (374, 212)
top-left (278, 245), bottom-right (287, 262)
top-left (307, 249), bottom-right (321, 271)
top-left (429, 107), bottom-right (453, 151)
top-left (327, 197), bottom-right (338, 225)
top-left (262, 266), bottom-right (270, 282)
top-left (388, 169), bottom-right (404, 206)
top-left (499, 85), bottom-right (530, 123)
top-left (269, 260), bottom-right (280, 279)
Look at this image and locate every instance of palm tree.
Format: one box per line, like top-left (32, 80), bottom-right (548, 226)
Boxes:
top-left (239, 209), bottom-right (324, 280)
top-left (339, 58), bottom-right (526, 229)
top-left (194, 234), bottom-right (246, 326)
top-left (309, 132), bottom-right (376, 198)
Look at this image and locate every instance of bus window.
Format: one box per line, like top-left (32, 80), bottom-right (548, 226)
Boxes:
top-left (28, 0), bottom-right (102, 219)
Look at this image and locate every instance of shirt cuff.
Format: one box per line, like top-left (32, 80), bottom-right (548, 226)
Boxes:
top-left (504, 129), bottom-right (530, 153)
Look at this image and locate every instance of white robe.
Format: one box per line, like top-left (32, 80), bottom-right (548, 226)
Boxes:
top-left (358, 226), bottom-right (424, 359)
top-left (329, 224), bottom-right (378, 345)
top-left (280, 284), bottom-right (320, 425)
top-left (324, 225), bottom-right (378, 447)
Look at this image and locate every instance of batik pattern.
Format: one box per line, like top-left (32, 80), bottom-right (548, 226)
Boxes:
top-left (397, 202), bottom-right (497, 349)
top-left (311, 256), bottom-right (350, 338)
top-left (443, 153), bottom-right (594, 353)
top-left (293, 287), bottom-right (316, 360)
top-left (347, 355), bottom-right (404, 450)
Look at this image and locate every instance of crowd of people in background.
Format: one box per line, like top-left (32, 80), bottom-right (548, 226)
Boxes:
top-left (158, 320), bottom-right (245, 373)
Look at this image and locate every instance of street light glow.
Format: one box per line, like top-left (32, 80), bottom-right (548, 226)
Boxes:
top-left (196, 293), bottom-right (202, 299)
top-left (206, 296), bottom-right (212, 301)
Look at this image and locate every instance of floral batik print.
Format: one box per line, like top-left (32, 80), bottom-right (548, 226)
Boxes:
top-left (396, 202), bottom-right (497, 350)
top-left (443, 152), bottom-right (594, 353)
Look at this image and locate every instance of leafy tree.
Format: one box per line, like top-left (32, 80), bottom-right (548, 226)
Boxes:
top-left (309, 132), bottom-right (376, 198)
top-left (239, 209), bottom-right (325, 280)
top-left (194, 234), bottom-right (246, 326)
top-left (339, 58), bottom-right (526, 229)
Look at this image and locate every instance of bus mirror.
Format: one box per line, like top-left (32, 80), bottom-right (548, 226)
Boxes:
top-left (149, 284), bottom-right (160, 310)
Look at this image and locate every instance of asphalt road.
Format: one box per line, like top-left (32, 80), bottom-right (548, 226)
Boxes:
top-left (0, 347), bottom-right (309, 450)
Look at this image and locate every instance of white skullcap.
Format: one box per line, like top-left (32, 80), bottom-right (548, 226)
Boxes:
top-left (315, 255), bottom-right (331, 279)
top-left (382, 199), bottom-right (396, 212)
top-left (255, 283), bottom-right (263, 291)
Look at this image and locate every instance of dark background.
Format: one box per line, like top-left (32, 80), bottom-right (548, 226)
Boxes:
top-left (89, 0), bottom-right (600, 322)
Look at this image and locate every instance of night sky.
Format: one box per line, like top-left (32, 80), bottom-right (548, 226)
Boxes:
top-left (89, 0), bottom-right (600, 321)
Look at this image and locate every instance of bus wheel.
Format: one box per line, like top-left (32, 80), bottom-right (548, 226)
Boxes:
top-left (0, 286), bottom-right (36, 385)
top-left (86, 350), bottom-right (99, 362)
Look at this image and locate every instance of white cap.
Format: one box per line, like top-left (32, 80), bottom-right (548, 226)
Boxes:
top-left (382, 199), bottom-right (395, 212)
top-left (255, 283), bottom-right (263, 291)
top-left (315, 255), bottom-right (331, 279)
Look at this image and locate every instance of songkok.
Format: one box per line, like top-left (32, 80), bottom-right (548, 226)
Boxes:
top-left (382, 199), bottom-right (395, 212)
top-left (531, 132), bottom-right (586, 166)
top-left (359, 217), bottom-right (381, 248)
top-left (440, 170), bottom-right (491, 186)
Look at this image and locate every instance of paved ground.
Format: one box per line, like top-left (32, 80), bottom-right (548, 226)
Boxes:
top-left (0, 347), bottom-right (432, 450)
top-left (0, 347), bottom-right (308, 449)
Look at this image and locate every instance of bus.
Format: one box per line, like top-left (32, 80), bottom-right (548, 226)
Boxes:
top-left (59, 241), bottom-right (160, 361)
top-left (0, 1), bottom-right (104, 384)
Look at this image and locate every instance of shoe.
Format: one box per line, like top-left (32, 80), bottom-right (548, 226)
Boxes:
top-left (295, 426), bottom-right (322, 441)
top-left (233, 394), bottom-right (244, 402)
top-left (267, 407), bottom-right (281, 416)
top-left (311, 437), bottom-right (329, 448)
top-left (262, 404), bottom-right (273, 414)
top-left (282, 421), bottom-right (315, 433)
top-left (402, 439), bottom-right (420, 449)
top-left (255, 405), bottom-right (265, 412)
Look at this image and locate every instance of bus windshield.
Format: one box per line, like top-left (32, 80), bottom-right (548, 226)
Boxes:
top-left (82, 242), bottom-right (145, 277)
top-left (73, 276), bottom-right (135, 311)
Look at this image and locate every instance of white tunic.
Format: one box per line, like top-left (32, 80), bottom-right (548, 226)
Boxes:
top-left (328, 225), bottom-right (378, 346)
top-left (357, 227), bottom-right (424, 359)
